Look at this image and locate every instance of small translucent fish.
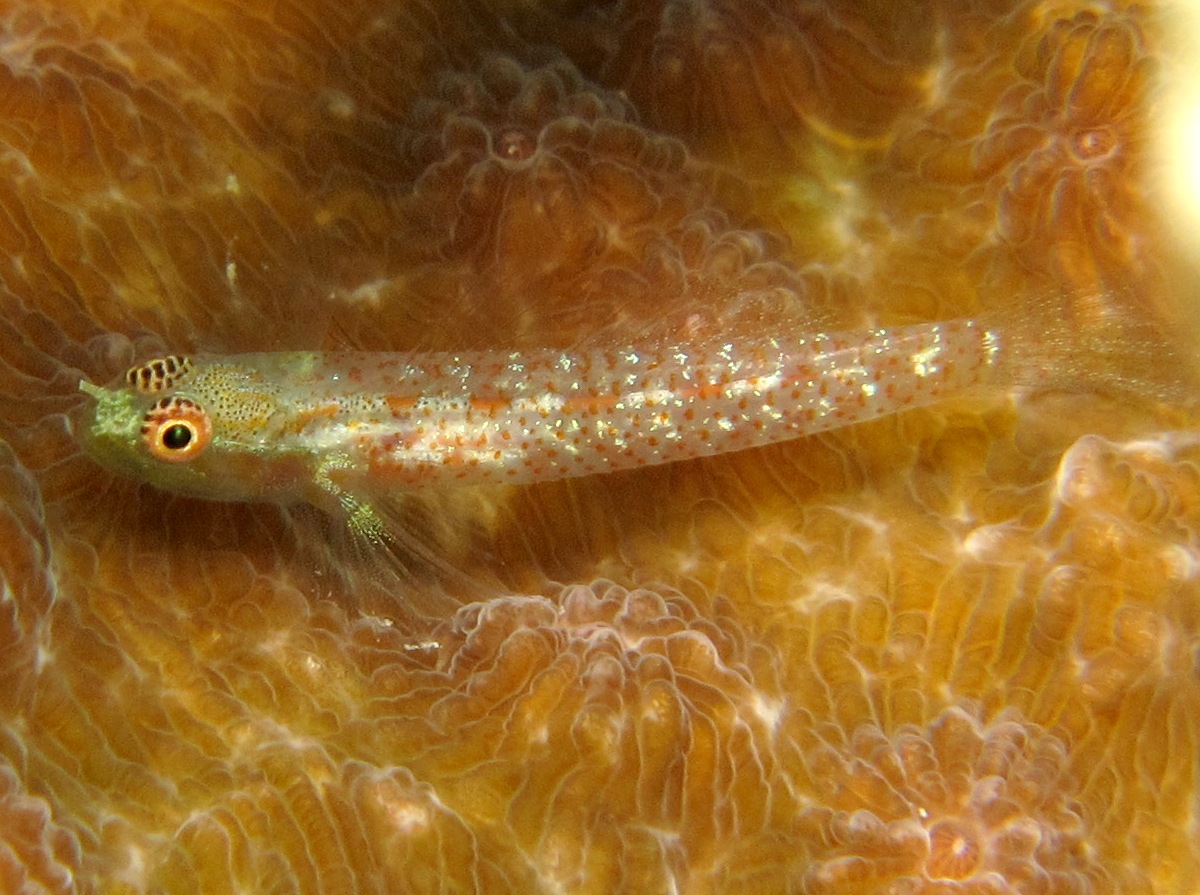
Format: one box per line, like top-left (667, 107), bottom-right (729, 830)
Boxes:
top-left (77, 320), bottom-right (1011, 537)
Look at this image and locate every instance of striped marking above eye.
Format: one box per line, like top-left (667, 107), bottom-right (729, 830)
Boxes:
top-left (125, 355), bottom-right (194, 393)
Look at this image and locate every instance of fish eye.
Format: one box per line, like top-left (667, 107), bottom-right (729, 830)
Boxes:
top-left (141, 396), bottom-right (212, 462)
top-left (161, 422), bottom-right (195, 451)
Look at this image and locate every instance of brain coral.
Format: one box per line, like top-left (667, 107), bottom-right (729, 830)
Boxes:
top-left (0, 0), bottom-right (1198, 893)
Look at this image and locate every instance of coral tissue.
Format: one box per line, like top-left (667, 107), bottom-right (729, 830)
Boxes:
top-left (0, 0), bottom-right (1197, 893)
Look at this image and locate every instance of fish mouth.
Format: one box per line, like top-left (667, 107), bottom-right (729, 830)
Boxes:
top-left (73, 379), bottom-right (144, 473)
top-left (72, 379), bottom-right (105, 446)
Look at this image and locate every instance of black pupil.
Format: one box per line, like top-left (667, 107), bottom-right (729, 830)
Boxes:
top-left (161, 423), bottom-right (193, 450)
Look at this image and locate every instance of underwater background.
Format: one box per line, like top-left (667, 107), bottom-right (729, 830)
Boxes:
top-left (0, 0), bottom-right (1198, 891)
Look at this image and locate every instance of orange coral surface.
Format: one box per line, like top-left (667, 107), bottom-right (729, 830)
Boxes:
top-left (1, 0), bottom-right (1199, 892)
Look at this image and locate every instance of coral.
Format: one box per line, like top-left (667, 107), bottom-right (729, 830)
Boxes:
top-left (597, 0), bottom-right (938, 164)
top-left (377, 53), bottom-right (828, 351)
top-left (0, 0), bottom-right (1197, 893)
top-left (882, 4), bottom-right (1166, 304)
top-left (796, 706), bottom-right (1107, 894)
top-left (0, 761), bottom-right (80, 895)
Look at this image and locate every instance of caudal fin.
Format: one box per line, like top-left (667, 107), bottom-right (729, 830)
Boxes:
top-left (1004, 285), bottom-right (1199, 408)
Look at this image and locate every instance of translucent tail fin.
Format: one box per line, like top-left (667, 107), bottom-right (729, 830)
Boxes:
top-left (1002, 285), bottom-right (1200, 408)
